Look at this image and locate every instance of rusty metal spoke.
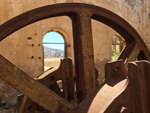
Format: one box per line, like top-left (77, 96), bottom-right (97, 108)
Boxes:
top-left (124, 44), bottom-right (141, 66)
top-left (72, 11), bottom-right (97, 103)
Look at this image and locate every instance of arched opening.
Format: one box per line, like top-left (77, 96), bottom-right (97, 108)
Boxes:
top-left (43, 31), bottom-right (65, 71)
top-left (111, 34), bottom-right (126, 61)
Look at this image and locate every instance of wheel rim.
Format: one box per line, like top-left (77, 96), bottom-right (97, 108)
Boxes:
top-left (0, 3), bottom-right (150, 112)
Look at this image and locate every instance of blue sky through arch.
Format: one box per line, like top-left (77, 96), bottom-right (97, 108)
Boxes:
top-left (43, 32), bottom-right (64, 50)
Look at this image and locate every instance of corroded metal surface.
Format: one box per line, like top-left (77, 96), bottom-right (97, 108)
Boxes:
top-left (72, 12), bottom-right (96, 103)
top-left (71, 60), bottom-right (150, 113)
top-left (37, 58), bottom-right (75, 102)
top-left (0, 3), bottom-right (150, 113)
top-left (15, 58), bottom-right (75, 113)
top-left (128, 61), bottom-right (150, 113)
top-left (0, 55), bottom-right (72, 113)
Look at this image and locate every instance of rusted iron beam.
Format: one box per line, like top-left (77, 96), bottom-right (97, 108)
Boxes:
top-left (0, 55), bottom-right (72, 113)
top-left (126, 44), bottom-right (141, 62)
top-left (60, 58), bottom-right (75, 101)
top-left (105, 59), bottom-right (127, 81)
top-left (128, 61), bottom-right (150, 113)
top-left (72, 12), bottom-right (96, 103)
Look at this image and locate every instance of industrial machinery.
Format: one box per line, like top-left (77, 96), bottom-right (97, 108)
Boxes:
top-left (0, 3), bottom-right (150, 113)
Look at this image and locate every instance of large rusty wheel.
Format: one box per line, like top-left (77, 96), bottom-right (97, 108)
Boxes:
top-left (0, 3), bottom-right (150, 113)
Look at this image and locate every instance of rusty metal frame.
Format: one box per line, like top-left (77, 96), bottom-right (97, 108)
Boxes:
top-left (0, 3), bottom-right (150, 113)
top-left (0, 55), bottom-right (72, 112)
top-left (15, 58), bottom-right (75, 113)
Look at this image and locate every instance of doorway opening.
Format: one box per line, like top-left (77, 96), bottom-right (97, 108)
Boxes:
top-left (111, 34), bottom-right (126, 61)
top-left (43, 31), bottom-right (65, 71)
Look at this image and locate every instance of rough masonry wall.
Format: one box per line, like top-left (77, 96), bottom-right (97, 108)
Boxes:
top-left (0, 0), bottom-right (150, 109)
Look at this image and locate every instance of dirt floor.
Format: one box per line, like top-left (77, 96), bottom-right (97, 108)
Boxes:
top-left (0, 109), bottom-right (15, 113)
top-left (44, 58), bottom-right (62, 71)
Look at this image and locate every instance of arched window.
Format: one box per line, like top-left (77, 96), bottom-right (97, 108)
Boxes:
top-left (43, 31), bottom-right (65, 71)
top-left (111, 34), bottom-right (125, 61)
